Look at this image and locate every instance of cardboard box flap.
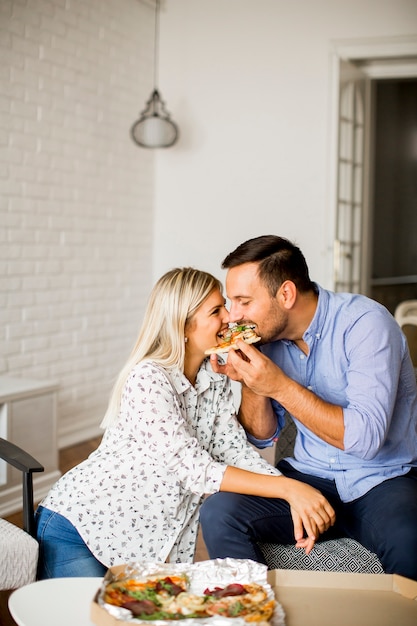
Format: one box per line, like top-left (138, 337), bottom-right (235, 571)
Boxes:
top-left (268, 569), bottom-right (393, 592)
top-left (268, 569), bottom-right (417, 600)
top-left (393, 574), bottom-right (417, 600)
top-left (266, 569), bottom-right (417, 626)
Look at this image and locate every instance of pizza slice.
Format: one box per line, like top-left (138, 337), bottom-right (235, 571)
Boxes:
top-left (103, 574), bottom-right (192, 619)
top-left (203, 583), bottom-right (276, 622)
top-left (205, 324), bottom-right (261, 355)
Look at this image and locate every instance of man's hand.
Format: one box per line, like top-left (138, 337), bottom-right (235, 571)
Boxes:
top-left (210, 346), bottom-right (279, 439)
top-left (209, 352), bottom-right (244, 382)
top-left (225, 339), bottom-right (284, 396)
top-left (224, 339), bottom-right (345, 449)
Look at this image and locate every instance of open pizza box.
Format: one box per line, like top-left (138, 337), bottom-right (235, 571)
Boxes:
top-left (90, 563), bottom-right (417, 626)
top-left (267, 568), bottom-right (417, 626)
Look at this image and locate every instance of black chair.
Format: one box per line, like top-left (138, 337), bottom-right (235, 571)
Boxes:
top-left (0, 438), bottom-right (44, 604)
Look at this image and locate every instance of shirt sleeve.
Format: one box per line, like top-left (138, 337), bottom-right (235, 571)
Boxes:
top-left (209, 377), bottom-right (281, 476)
top-left (246, 425), bottom-right (280, 449)
top-left (342, 309), bottom-right (405, 459)
top-left (244, 399), bottom-right (286, 450)
top-left (120, 363), bottom-right (226, 494)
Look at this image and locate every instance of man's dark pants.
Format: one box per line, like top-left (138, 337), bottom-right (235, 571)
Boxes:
top-left (200, 461), bottom-right (417, 581)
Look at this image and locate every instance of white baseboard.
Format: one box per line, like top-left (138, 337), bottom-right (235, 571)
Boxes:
top-left (58, 421), bottom-right (103, 450)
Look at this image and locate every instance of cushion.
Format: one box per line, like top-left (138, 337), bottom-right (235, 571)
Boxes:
top-left (265, 414), bottom-right (384, 574)
top-left (0, 518), bottom-right (38, 589)
top-left (259, 538), bottom-right (384, 573)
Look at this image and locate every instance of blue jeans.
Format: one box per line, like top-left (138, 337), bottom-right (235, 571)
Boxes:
top-left (200, 461), bottom-right (417, 581)
top-left (35, 505), bottom-right (108, 579)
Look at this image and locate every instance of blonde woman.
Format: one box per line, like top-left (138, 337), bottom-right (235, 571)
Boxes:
top-left (35, 268), bottom-right (335, 578)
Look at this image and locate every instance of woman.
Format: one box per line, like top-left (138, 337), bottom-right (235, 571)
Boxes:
top-left (35, 268), bottom-right (335, 578)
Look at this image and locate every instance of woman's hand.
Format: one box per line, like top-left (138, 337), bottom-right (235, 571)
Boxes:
top-left (283, 478), bottom-right (336, 554)
top-left (221, 468), bottom-right (336, 556)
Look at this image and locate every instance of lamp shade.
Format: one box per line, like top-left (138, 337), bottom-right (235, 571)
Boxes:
top-left (131, 89), bottom-right (178, 149)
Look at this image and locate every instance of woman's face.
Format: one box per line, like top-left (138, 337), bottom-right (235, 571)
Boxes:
top-left (185, 288), bottom-right (230, 357)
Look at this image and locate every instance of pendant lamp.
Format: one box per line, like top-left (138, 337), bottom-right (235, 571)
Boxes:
top-left (130, 0), bottom-right (178, 148)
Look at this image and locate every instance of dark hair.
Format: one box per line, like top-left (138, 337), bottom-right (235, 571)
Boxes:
top-left (222, 235), bottom-right (315, 297)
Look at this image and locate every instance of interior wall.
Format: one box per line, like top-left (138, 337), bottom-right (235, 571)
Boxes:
top-left (1, 0), bottom-right (156, 447)
top-left (2, 0), bottom-right (417, 449)
top-left (153, 0), bottom-right (417, 291)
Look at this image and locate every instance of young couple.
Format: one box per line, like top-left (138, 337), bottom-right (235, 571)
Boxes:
top-left (36, 235), bottom-right (417, 581)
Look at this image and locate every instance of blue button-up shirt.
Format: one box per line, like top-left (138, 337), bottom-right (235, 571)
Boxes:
top-left (248, 284), bottom-right (417, 502)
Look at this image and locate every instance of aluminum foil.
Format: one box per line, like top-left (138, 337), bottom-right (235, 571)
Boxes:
top-left (97, 558), bottom-right (285, 626)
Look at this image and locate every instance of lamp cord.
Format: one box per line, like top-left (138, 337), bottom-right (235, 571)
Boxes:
top-left (153, 0), bottom-right (160, 91)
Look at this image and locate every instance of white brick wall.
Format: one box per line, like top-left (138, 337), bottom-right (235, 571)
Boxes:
top-left (1, 0), bottom-right (156, 447)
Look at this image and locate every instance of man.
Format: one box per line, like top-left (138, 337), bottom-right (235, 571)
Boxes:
top-left (200, 235), bottom-right (417, 580)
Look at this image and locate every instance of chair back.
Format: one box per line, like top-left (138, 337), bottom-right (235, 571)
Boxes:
top-left (0, 438), bottom-right (44, 537)
top-left (394, 300), bottom-right (417, 328)
top-left (0, 438), bottom-right (44, 591)
top-left (394, 300), bottom-right (417, 368)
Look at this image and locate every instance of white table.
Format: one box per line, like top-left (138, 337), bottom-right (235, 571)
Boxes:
top-left (8, 577), bottom-right (103, 626)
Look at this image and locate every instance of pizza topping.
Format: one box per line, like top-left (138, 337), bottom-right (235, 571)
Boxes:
top-left (155, 577), bottom-right (185, 597)
top-left (220, 324), bottom-right (256, 343)
top-left (203, 583), bottom-right (247, 598)
top-left (205, 324), bottom-right (261, 355)
top-left (103, 575), bottom-right (189, 612)
top-left (122, 599), bottom-right (160, 617)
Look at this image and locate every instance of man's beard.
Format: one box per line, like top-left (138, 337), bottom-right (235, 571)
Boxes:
top-left (257, 303), bottom-right (288, 343)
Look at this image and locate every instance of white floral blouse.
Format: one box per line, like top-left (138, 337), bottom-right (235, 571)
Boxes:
top-left (41, 359), bottom-right (280, 566)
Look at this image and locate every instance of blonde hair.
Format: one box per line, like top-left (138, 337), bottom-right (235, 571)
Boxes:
top-left (100, 267), bottom-right (222, 428)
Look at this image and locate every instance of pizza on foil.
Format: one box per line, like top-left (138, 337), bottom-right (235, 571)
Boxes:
top-left (103, 575), bottom-right (275, 623)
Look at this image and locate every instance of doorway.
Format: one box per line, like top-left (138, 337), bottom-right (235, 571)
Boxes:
top-left (331, 38), bottom-right (417, 315)
top-left (369, 78), bottom-right (417, 314)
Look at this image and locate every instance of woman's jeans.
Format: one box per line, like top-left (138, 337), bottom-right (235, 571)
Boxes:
top-left (200, 461), bottom-right (417, 581)
top-left (35, 505), bottom-right (107, 579)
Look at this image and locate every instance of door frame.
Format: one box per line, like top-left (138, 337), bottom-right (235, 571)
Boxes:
top-left (326, 35), bottom-right (417, 293)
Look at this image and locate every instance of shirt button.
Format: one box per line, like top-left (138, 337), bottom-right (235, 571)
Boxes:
top-left (300, 354), bottom-right (305, 360)
top-left (307, 385), bottom-right (313, 390)
top-left (330, 457), bottom-right (336, 463)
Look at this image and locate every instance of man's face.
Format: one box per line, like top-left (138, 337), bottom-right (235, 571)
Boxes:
top-left (225, 262), bottom-right (288, 343)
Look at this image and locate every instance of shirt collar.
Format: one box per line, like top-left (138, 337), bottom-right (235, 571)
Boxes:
top-left (303, 283), bottom-right (328, 344)
top-left (168, 359), bottom-right (224, 396)
top-left (279, 282), bottom-right (327, 347)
